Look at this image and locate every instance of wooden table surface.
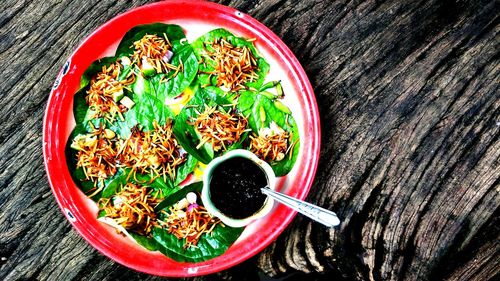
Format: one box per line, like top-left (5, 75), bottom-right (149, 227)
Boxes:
top-left (1, 0), bottom-right (498, 280)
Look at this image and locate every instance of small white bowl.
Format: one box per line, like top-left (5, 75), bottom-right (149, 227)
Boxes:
top-left (201, 149), bottom-right (276, 227)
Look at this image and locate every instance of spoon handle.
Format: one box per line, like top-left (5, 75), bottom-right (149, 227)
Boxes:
top-left (261, 188), bottom-right (340, 227)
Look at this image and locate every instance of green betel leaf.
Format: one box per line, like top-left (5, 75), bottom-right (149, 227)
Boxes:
top-left (152, 182), bottom-right (244, 262)
top-left (73, 87), bottom-right (89, 125)
top-left (238, 91), bottom-right (300, 176)
top-left (154, 181), bottom-right (202, 211)
top-left (132, 170), bottom-right (177, 196)
top-left (152, 223), bottom-right (244, 263)
top-left (118, 92), bottom-right (174, 134)
top-left (116, 24), bottom-right (199, 99)
top-left (129, 232), bottom-right (161, 251)
top-left (191, 28), bottom-right (270, 90)
top-left (100, 168), bottom-right (177, 200)
top-left (100, 168), bottom-right (126, 199)
top-left (173, 85), bottom-right (243, 164)
top-left (147, 44), bottom-right (199, 99)
top-left (174, 153), bottom-right (198, 186)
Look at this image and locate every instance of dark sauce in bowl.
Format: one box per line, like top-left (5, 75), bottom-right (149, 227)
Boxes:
top-left (209, 157), bottom-right (268, 219)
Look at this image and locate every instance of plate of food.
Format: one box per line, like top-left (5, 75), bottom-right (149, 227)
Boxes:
top-left (43, 0), bottom-right (320, 277)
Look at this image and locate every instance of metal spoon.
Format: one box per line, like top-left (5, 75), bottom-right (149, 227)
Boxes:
top-left (261, 188), bottom-right (340, 227)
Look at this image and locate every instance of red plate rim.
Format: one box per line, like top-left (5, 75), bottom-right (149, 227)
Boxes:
top-left (43, 0), bottom-right (320, 277)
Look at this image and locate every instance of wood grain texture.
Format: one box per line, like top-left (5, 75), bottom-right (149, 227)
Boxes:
top-left (0, 0), bottom-right (498, 280)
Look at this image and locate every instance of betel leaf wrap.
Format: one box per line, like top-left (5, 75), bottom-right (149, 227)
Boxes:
top-left (238, 91), bottom-right (300, 176)
top-left (97, 170), bottom-right (181, 252)
top-left (116, 23), bottom-right (199, 100)
top-left (191, 28), bottom-right (270, 90)
top-left (74, 57), bottom-right (134, 126)
top-left (172, 85), bottom-right (247, 164)
top-left (72, 59), bottom-right (175, 138)
top-left (152, 182), bottom-right (244, 262)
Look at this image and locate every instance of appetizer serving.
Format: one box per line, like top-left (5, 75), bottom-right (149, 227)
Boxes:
top-left (66, 23), bottom-right (300, 262)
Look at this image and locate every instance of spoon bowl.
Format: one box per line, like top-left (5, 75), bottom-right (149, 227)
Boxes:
top-left (201, 149), bottom-right (276, 228)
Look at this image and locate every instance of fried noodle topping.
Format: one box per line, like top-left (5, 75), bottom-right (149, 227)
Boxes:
top-left (86, 61), bottom-right (135, 122)
top-left (249, 121), bottom-right (290, 162)
top-left (159, 205), bottom-right (222, 249)
top-left (190, 105), bottom-right (248, 151)
top-left (204, 38), bottom-right (259, 91)
top-left (98, 183), bottom-right (161, 235)
top-left (73, 127), bottom-right (118, 191)
top-left (117, 121), bottom-right (186, 181)
top-left (132, 34), bottom-right (179, 74)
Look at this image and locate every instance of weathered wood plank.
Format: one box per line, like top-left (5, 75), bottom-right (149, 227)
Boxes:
top-left (255, 0), bottom-right (500, 280)
top-left (0, 0), bottom-right (498, 280)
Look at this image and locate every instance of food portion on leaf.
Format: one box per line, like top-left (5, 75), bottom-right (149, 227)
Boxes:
top-left (238, 88), bottom-right (300, 176)
top-left (66, 24), bottom-right (301, 262)
top-left (249, 121), bottom-right (290, 162)
top-left (192, 28), bottom-right (270, 91)
top-left (84, 59), bottom-right (136, 123)
top-left (202, 38), bottom-right (258, 91)
top-left (131, 34), bottom-right (176, 76)
top-left (71, 124), bottom-right (119, 194)
top-left (116, 23), bottom-right (199, 100)
top-left (116, 120), bottom-right (186, 182)
top-left (152, 182), bottom-right (244, 262)
top-left (189, 105), bottom-right (248, 152)
top-left (158, 191), bottom-right (221, 249)
top-left (173, 85), bottom-right (248, 164)
top-left (98, 182), bottom-right (162, 236)
top-left (116, 23), bottom-right (187, 57)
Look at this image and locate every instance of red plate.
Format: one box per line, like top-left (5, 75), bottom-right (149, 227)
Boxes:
top-left (43, 0), bottom-right (320, 277)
